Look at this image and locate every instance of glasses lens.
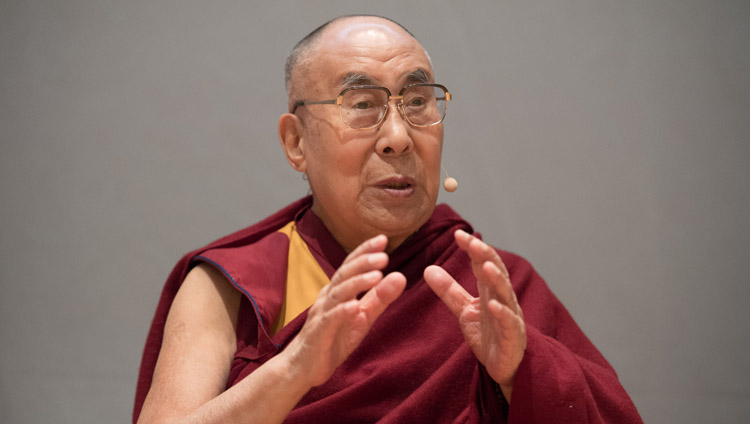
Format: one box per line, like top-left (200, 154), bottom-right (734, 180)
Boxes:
top-left (340, 88), bottom-right (388, 129)
top-left (402, 85), bottom-right (447, 126)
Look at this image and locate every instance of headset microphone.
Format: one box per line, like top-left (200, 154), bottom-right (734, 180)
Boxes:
top-left (441, 165), bottom-right (458, 192)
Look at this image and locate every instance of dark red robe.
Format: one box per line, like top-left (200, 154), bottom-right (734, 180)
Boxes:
top-left (134, 196), bottom-right (642, 423)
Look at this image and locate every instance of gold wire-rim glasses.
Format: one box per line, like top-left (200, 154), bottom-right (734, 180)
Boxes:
top-left (291, 83), bottom-right (452, 129)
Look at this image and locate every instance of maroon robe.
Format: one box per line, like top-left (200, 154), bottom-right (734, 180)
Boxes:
top-left (134, 197), bottom-right (642, 423)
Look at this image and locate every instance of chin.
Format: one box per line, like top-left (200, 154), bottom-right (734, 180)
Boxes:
top-left (369, 203), bottom-right (435, 236)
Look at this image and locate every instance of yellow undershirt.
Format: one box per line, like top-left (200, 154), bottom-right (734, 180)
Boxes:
top-left (270, 221), bottom-right (331, 335)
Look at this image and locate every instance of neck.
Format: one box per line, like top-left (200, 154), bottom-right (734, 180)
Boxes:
top-left (309, 201), bottom-right (413, 254)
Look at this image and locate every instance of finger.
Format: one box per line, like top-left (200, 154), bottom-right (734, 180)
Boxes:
top-left (488, 299), bottom-right (525, 339)
top-left (455, 230), bottom-right (509, 278)
top-left (480, 261), bottom-right (519, 313)
top-left (324, 270), bottom-right (383, 309)
top-left (455, 230), bottom-right (520, 315)
top-left (423, 265), bottom-right (474, 318)
top-left (358, 272), bottom-right (407, 323)
top-left (329, 251), bottom-right (389, 287)
top-left (329, 235), bottom-right (389, 287)
top-left (342, 234), bottom-right (388, 265)
top-left (317, 298), bottom-right (360, 326)
top-left (309, 298), bottom-right (369, 355)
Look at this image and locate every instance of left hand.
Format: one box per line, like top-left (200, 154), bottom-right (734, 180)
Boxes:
top-left (423, 229), bottom-right (526, 401)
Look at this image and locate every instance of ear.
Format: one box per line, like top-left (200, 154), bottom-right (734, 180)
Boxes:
top-left (278, 113), bottom-right (307, 173)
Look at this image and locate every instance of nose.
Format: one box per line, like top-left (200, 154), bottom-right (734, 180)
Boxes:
top-left (375, 101), bottom-right (414, 156)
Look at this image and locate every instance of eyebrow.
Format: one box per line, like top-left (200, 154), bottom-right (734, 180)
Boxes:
top-left (339, 73), bottom-right (375, 89)
top-left (338, 68), bottom-right (433, 91)
top-left (404, 69), bottom-right (432, 84)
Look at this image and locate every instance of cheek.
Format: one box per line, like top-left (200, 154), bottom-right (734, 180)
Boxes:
top-left (421, 134), bottom-right (444, 204)
top-left (304, 126), bottom-right (370, 190)
top-left (426, 164), bottom-right (441, 202)
top-left (422, 131), bottom-right (444, 181)
top-left (325, 141), bottom-right (372, 185)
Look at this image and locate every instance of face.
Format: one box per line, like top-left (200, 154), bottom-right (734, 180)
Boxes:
top-left (284, 18), bottom-right (444, 252)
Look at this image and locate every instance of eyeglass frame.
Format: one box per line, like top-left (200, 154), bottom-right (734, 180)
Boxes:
top-left (291, 83), bottom-right (452, 129)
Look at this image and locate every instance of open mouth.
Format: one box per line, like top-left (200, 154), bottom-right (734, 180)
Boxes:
top-left (376, 177), bottom-right (416, 197)
top-left (383, 181), bottom-right (412, 189)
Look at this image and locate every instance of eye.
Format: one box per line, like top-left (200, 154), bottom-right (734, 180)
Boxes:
top-left (353, 101), bottom-right (373, 110)
top-left (345, 90), bottom-right (382, 110)
top-left (407, 96), bottom-right (425, 107)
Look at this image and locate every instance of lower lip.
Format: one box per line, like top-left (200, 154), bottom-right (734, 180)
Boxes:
top-left (378, 186), bottom-right (415, 197)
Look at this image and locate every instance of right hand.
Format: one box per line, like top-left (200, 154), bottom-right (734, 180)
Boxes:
top-left (281, 234), bottom-right (407, 387)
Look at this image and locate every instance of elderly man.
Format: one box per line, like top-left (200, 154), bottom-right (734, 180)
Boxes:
top-left (134, 15), bottom-right (642, 423)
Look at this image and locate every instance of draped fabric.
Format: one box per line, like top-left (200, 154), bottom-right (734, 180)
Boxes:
top-left (134, 196), bottom-right (642, 423)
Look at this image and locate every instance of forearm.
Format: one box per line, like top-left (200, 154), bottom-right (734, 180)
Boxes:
top-left (140, 351), bottom-right (311, 424)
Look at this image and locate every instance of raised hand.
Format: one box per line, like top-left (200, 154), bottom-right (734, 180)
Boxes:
top-left (283, 234), bottom-right (407, 387)
top-left (423, 230), bottom-right (526, 401)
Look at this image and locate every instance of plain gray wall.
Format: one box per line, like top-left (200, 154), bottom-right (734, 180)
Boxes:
top-left (2, 0), bottom-right (749, 422)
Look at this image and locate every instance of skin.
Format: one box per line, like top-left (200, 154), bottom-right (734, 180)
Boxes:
top-left (278, 18), bottom-right (443, 252)
top-left (138, 16), bottom-right (526, 424)
top-left (423, 229), bottom-right (527, 400)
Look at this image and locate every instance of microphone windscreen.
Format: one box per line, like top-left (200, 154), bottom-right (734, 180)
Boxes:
top-left (443, 177), bottom-right (458, 192)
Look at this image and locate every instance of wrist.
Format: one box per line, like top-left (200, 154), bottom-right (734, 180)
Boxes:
top-left (265, 349), bottom-right (315, 397)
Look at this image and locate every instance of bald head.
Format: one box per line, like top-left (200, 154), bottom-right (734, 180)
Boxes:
top-left (284, 15), bottom-right (430, 99)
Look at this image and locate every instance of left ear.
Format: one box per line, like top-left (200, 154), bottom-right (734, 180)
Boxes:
top-left (278, 113), bottom-right (307, 173)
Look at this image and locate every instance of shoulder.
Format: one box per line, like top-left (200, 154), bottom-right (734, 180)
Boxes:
top-left (138, 264), bottom-right (242, 422)
top-left (196, 197), bottom-right (313, 252)
top-left (170, 263), bottom-right (242, 337)
top-left (180, 262), bottom-right (236, 297)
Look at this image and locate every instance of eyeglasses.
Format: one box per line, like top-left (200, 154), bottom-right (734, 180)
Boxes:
top-left (292, 83), bottom-right (452, 129)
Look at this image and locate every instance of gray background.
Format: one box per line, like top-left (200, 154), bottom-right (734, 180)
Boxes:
top-left (2, 0), bottom-right (748, 422)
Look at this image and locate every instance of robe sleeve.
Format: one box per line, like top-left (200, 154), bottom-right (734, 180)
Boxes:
top-left (499, 250), bottom-right (643, 424)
